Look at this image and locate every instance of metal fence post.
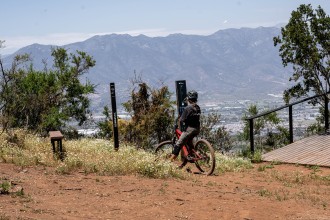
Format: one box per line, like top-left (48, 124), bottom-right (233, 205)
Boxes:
top-left (249, 119), bottom-right (254, 153)
top-left (325, 94), bottom-right (329, 132)
top-left (289, 105), bottom-right (293, 143)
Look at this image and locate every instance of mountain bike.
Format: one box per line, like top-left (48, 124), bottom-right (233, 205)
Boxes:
top-left (155, 124), bottom-right (216, 175)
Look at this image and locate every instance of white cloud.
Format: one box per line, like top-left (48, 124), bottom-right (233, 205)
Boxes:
top-left (1, 33), bottom-right (96, 55)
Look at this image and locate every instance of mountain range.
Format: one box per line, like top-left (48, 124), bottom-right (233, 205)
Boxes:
top-left (2, 26), bottom-right (290, 112)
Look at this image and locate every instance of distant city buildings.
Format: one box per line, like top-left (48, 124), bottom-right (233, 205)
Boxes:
top-left (200, 97), bottom-right (321, 137)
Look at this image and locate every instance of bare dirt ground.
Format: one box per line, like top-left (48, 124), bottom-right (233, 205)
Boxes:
top-left (1, 162), bottom-right (330, 220)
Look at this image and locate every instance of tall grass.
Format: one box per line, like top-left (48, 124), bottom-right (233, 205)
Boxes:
top-left (57, 138), bottom-right (183, 179)
top-left (0, 130), bottom-right (184, 178)
top-left (0, 130), bottom-right (254, 178)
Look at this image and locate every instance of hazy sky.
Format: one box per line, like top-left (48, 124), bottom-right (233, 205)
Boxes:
top-left (1, 0), bottom-right (330, 54)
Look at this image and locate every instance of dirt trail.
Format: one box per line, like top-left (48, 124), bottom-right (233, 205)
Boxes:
top-left (1, 162), bottom-right (330, 220)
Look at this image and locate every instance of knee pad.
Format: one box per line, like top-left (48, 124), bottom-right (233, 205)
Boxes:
top-left (172, 145), bottom-right (181, 156)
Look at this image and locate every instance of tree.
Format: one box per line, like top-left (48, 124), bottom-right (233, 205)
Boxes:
top-left (199, 110), bottom-right (232, 152)
top-left (97, 106), bottom-right (113, 139)
top-left (273, 4), bottom-right (330, 103)
top-left (0, 46), bottom-right (96, 133)
top-left (122, 80), bottom-right (175, 149)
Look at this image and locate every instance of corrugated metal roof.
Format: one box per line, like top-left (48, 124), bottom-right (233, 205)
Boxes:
top-left (262, 134), bottom-right (330, 167)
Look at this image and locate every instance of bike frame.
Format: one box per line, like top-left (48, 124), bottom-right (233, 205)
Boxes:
top-left (174, 126), bottom-right (203, 162)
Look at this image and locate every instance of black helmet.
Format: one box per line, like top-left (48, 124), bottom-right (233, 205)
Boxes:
top-left (186, 90), bottom-right (198, 101)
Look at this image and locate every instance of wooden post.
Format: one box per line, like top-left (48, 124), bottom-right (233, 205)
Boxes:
top-left (110, 83), bottom-right (119, 150)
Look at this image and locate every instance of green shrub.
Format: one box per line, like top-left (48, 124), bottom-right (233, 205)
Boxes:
top-left (0, 181), bottom-right (11, 194)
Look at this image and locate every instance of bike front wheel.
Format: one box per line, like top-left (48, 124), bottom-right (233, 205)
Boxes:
top-left (194, 139), bottom-right (216, 175)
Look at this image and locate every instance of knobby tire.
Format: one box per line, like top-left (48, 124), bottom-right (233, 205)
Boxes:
top-left (155, 140), bottom-right (174, 161)
top-left (155, 140), bottom-right (187, 167)
top-left (194, 139), bottom-right (215, 176)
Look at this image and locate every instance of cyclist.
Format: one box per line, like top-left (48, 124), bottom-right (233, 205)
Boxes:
top-left (169, 90), bottom-right (201, 163)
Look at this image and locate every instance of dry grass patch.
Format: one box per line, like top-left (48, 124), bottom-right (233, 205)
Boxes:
top-left (254, 167), bottom-right (330, 208)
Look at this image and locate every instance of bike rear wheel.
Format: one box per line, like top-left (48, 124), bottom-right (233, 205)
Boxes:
top-left (194, 139), bottom-right (216, 175)
top-left (155, 141), bottom-right (188, 167)
top-left (155, 140), bottom-right (174, 160)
